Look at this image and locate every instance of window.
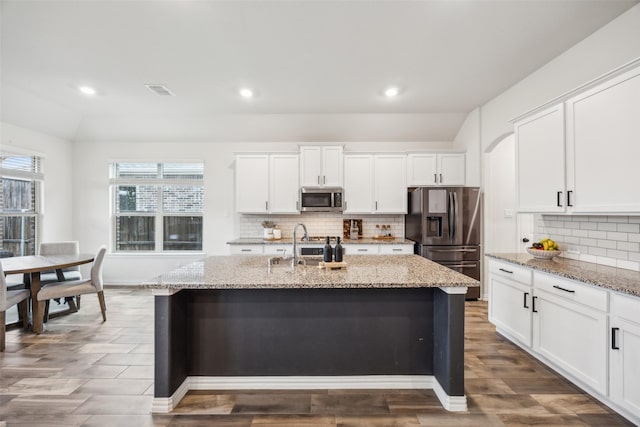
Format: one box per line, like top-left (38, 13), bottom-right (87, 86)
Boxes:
top-left (111, 162), bottom-right (204, 252)
top-left (0, 156), bottom-right (42, 257)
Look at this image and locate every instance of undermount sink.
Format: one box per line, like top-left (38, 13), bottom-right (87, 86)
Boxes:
top-left (301, 257), bottom-right (323, 266)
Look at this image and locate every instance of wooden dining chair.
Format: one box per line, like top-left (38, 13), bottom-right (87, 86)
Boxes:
top-left (1, 264), bottom-right (31, 351)
top-left (35, 246), bottom-right (107, 325)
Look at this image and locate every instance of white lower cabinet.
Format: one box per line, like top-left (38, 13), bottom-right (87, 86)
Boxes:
top-left (488, 257), bottom-right (640, 425)
top-left (343, 244), bottom-right (379, 255)
top-left (378, 244), bottom-right (413, 255)
top-left (532, 282), bottom-right (608, 395)
top-left (488, 260), bottom-right (533, 346)
top-left (610, 292), bottom-right (640, 419)
top-left (229, 245), bottom-right (263, 255)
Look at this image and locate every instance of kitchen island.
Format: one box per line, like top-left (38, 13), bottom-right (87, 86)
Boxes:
top-left (146, 254), bottom-right (479, 413)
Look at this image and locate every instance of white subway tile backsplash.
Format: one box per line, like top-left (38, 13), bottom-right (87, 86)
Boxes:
top-left (607, 232), bottom-right (628, 241)
top-left (597, 240), bottom-right (617, 249)
top-left (618, 241), bottom-right (640, 252)
top-left (597, 222), bottom-right (617, 231)
top-left (588, 247), bottom-right (607, 257)
top-left (571, 229), bottom-right (589, 238)
top-left (580, 238), bottom-right (597, 246)
top-left (237, 213), bottom-right (404, 240)
top-left (579, 222), bottom-right (598, 230)
top-left (588, 230), bottom-right (607, 239)
top-left (617, 260), bottom-right (640, 272)
top-left (607, 216), bottom-right (629, 223)
top-left (539, 214), bottom-right (640, 273)
top-left (606, 249), bottom-right (628, 260)
top-left (618, 223), bottom-right (640, 233)
top-left (596, 256), bottom-right (617, 267)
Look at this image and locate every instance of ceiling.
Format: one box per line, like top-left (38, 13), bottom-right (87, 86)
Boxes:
top-left (1, 0), bottom-right (638, 143)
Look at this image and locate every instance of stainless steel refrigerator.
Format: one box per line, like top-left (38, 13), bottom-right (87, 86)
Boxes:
top-left (405, 187), bottom-right (482, 299)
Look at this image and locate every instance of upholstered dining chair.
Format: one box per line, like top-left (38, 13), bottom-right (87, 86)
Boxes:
top-left (35, 246), bottom-right (107, 325)
top-left (39, 241), bottom-right (83, 319)
top-left (1, 264), bottom-right (30, 351)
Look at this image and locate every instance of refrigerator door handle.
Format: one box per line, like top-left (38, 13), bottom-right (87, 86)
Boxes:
top-left (447, 192), bottom-right (454, 241)
top-left (452, 191), bottom-right (458, 241)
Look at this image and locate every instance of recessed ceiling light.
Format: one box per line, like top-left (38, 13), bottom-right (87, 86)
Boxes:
top-left (384, 86), bottom-right (400, 98)
top-left (79, 85), bottom-right (96, 96)
top-left (239, 88), bottom-right (254, 99)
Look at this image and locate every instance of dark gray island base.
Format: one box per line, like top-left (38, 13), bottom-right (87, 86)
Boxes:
top-left (146, 255), bottom-right (478, 413)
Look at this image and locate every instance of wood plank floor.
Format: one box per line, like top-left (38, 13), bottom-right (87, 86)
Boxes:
top-left (1, 287), bottom-right (634, 426)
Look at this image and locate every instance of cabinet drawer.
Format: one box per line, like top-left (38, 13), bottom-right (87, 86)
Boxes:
top-left (489, 260), bottom-right (532, 285)
top-left (344, 244), bottom-right (379, 255)
top-left (379, 245), bottom-right (413, 255)
top-left (534, 271), bottom-right (608, 312)
top-left (229, 245), bottom-right (264, 255)
top-left (611, 291), bottom-right (640, 324)
top-left (264, 245), bottom-right (291, 256)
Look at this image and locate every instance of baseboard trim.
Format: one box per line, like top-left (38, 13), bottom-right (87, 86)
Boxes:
top-left (151, 375), bottom-right (467, 413)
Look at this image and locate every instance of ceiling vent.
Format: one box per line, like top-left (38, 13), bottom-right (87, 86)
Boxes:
top-left (145, 84), bottom-right (175, 96)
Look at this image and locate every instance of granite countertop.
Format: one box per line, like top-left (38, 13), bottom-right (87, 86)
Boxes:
top-left (145, 254), bottom-right (478, 290)
top-left (487, 253), bottom-right (640, 297)
top-left (227, 238), bottom-right (415, 245)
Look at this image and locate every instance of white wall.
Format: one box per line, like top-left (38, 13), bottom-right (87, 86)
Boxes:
top-left (481, 4), bottom-right (640, 151)
top-left (1, 122), bottom-right (75, 243)
top-left (453, 107), bottom-right (481, 187)
top-left (486, 135), bottom-right (517, 254)
top-left (72, 140), bottom-right (450, 284)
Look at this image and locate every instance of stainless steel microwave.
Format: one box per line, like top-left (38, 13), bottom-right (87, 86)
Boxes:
top-left (300, 187), bottom-right (343, 212)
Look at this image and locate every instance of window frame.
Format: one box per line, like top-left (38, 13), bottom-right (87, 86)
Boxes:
top-left (110, 162), bottom-right (204, 254)
top-left (0, 155), bottom-right (43, 257)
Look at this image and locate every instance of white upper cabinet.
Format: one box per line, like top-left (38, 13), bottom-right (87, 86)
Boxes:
top-left (343, 154), bottom-right (374, 214)
top-left (235, 153), bottom-right (299, 214)
top-left (515, 104), bottom-right (566, 213)
top-left (269, 154), bottom-right (300, 214)
top-left (566, 66), bottom-right (640, 213)
top-left (300, 146), bottom-right (343, 187)
top-left (235, 154), bottom-right (270, 213)
top-left (344, 154), bottom-right (406, 214)
top-left (374, 155), bottom-right (407, 213)
top-left (406, 153), bottom-right (465, 186)
top-left (514, 62), bottom-right (640, 215)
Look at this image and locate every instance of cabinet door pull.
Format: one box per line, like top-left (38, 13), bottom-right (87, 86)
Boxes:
top-left (265, 201), bottom-right (269, 211)
top-left (557, 191), bottom-right (563, 207)
top-left (375, 201), bottom-right (378, 210)
top-left (296, 201), bottom-right (299, 210)
top-left (323, 175), bottom-right (326, 185)
top-left (532, 296), bottom-right (538, 313)
top-left (392, 248), bottom-right (403, 252)
top-left (317, 175), bottom-right (320, 185)
top-left (567, 190), bottom-right (573, 207)
top-left (552, 285), bottom-right (575, 294)
top-left (434, 173), bottom-right (437, 184)
top-left (612, 327), bottom-right (620, 350)
top-left (241, 249), bottom-right (252, 252)
top-left (357, 248), bottom-right (368, 252)
top-left (523, 292), bottom-right (529, 309)
top-left (498, 268), bottom-right (513, 274)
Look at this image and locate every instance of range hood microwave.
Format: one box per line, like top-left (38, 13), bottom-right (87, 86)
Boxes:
top-left (300, 187), bottom-right (343, 212)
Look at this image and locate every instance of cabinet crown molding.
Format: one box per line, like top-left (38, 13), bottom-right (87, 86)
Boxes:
top-left (510, 56), bottom-right (640, 123)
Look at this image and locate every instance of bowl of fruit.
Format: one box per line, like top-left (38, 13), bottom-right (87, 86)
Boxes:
top-left (526, 238), bottom-right (561, 259)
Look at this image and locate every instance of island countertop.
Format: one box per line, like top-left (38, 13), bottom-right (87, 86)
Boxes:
top-left (145, 254), bottom-right (478, 290)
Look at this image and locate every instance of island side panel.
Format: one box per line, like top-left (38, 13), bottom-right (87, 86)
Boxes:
top-left (433, 288), bottom-right (465, 396)
top-left (187, 288), bottom-right (435, 376)
top-left (154, 291), bottom-right (189, 398)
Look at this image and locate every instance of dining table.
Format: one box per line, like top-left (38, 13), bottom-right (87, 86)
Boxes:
top-left (1, 253), bottom-right (95, 334)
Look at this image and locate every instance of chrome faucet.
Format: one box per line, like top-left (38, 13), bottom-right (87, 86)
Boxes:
top-left (292, 223), bottom-right (309, 268)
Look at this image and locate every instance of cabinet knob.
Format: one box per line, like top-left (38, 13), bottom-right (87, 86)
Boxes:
top-left (522, 237), bottom-right (530, 243)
